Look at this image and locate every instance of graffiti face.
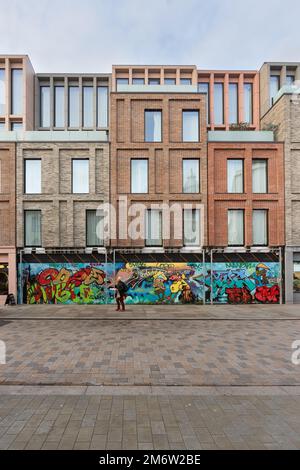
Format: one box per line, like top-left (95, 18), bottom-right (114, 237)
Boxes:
top-left (19, 261), bottom-right (280, 305)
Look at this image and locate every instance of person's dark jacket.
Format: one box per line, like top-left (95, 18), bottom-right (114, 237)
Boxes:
top-left (115, 280), bottom-right (128, 296)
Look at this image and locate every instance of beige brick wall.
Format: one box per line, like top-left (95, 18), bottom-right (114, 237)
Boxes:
top-left (16, 142), bottom-right (109, 248)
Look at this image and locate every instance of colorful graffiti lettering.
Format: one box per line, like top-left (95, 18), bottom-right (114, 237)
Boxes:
top-left (21, 264), bottom-right (107, 304)
top-left (0, 263), bottom-right (9, 296)
top-left (18, 261), bottom-right (280, 305)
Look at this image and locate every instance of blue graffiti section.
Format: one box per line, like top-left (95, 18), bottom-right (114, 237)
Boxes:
top-left (18, 261), bottom-right (280, 305)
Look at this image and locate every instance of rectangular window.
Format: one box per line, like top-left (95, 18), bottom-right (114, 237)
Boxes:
top-left (132, 78), bottom-right (145, 84)
top-left (68, 86), bottom-right (79, 127)
top-left (11, 69), bottom-right (23, 115)
top-left (83, 86), bottom-right (93, 128)
top-left (183, 209), bottom-right (200, 246)
top-left (182, 110), bottom-right (199, 142)
top-left (40, 86), bottom-right (50, 127)
top-left (25, 210), bottom-right (41, 247)
top-left (72, 159), bottom-right (89, 193)
top-left (198, 82), bottom-right (210, 124)
top-left (227, 159), bottom-right (244, 193)
top-left (54, 86), bottom-right (64, 127)
top-left (146, 209), bottom-right (162, 246)
top-left (131, 159), bottom-right (148, 193)
top-left (86, 210), bottom-right (104, 246)
top-left (286, 75), bottom-right (294, 85)
top-left (253, 210), bottom-right (268, 246)
top-left (229, 83), bottom-right (238, 124)
top-left (0, 69), bottom-right (5, 115)
top-left (252, 159), bottom-right (267, 193)
top-left (0, 122), bottom-right (4, 131)
top-left (148, 78), bottom-right (160, 85)
top-left (214, 83), bottom-right (224, 124)
top-left (116, 78), bottom-right (129, 90)
top-left (145, 110), bottom-right (162, 142)
top-left (228, 210), bottom-right (244, 246)
top-left (244, 83), bottom-right (253, 123)
top-left (180, 78), bottom-right (192, 85)
top-left (11, 122), bottom-right (22, 131)
top-left (97, 86), bottom-right (108, 127)
top-left (164, 78), bottom-right (176, 85)
top-left (270, 75), bottom-right (280, 105)
top-left (183, 159), bottom-right (199, 193)
top-left (25, 159), bottom-right (41, 194)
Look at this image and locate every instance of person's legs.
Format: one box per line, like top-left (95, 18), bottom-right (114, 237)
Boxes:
top-left (116, 297), bottom-right (121, 311)
top-left (120, 295), bottom-right (125, 311)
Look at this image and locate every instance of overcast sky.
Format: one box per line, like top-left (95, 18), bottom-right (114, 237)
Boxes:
top-left (0, 0), bottom-right (300, 73)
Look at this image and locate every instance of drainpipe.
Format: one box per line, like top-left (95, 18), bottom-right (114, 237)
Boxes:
top-left (113, 248), bottom-right (116, 304)
top-left (105, 248), bottom-right (108, 305)
top-left (279, 246), bottom-right (283, 305)
top-left (202, 248), bottom-right (206, 305)
top-left (19, 249), bottom-right (23, 305)
top-left (210, 249), bottom-right (214, 305)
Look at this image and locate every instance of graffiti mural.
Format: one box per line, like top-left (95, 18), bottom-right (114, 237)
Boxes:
top-left (18, 261), bottom-right (280, 305)
top-left (0, 263), bottom-right (9, 296)
top-left (19, 263), bottom-right (109, 304)
top-left (208, 262), bottom-right (280, 304)
top-left (294, 262), bottom-right (300, 293)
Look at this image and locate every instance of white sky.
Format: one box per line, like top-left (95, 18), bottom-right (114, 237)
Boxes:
top-left (0, 0), bottom-right (300, 73)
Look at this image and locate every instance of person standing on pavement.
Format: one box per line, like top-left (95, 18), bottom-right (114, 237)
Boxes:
top-left (115, 277), bottom-right (128, 311)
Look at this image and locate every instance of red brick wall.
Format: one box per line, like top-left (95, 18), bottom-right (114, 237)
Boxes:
top-left (208, 142), bottom-right (285, 247)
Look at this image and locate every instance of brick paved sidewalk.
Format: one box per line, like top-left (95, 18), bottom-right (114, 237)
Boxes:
top-left (0, 387), bottom-right (300, 450)
top-left (0, 317), bottom-right (299, 386)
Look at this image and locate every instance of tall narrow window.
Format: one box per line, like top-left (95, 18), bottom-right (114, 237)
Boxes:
top-left (253, 210), bottom-right (268, 246)
top-left (72, 159), bottom-right (89, 193)
top-left (54, 86), bottom-right (64, 127)
top-left (131, 159), bottom-right (148, 193)
top-left (40, 86), bottom-right (50, 127)
top-left (182, 110), bottom-right (199, 142)
top-left (0, 122), bottom-right (4, 131)
top-left (145, 110), bottom-right (162, 142)
top-left (228, 210), bottom-right (244, 246)
top-left (270, 75), bottom-right (280, 105)
top-left (227, 159), bottom-right (244, 193)
top-left (11, 69), bottom-right (23, 115)
top-left (286, 75), bottom-right (294, 86)
top-left (244, 83), bottom-right (253, 123)
top-left (68, 86), bottom-right (79, 127)
top-left (183, 159), bottom-right (199, 193)
top-left (146, 210), bottom-right (162, 246)
top-left (198, 82), bottom-right (209, 124)
top-left (229, 83), bottom-right (238, 124)
top-left (86, 210), bottom-right (104, 246)
top-left (97, 86), bottom-right (108, 127)
top-left (252, 159), bottom-right (267, 193)
top-left (25, 159), bottom-right (41, 194)
top-left (83, 86), bottom-right (93, 128)
top-left (184, 209), bottom-right (200, 246)
top-left (0, 69), bottom-right (5, 115)
top-left (25, 210), bottom-right (41, 247)
top-left (214, 83), bottom-right (224, 125)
